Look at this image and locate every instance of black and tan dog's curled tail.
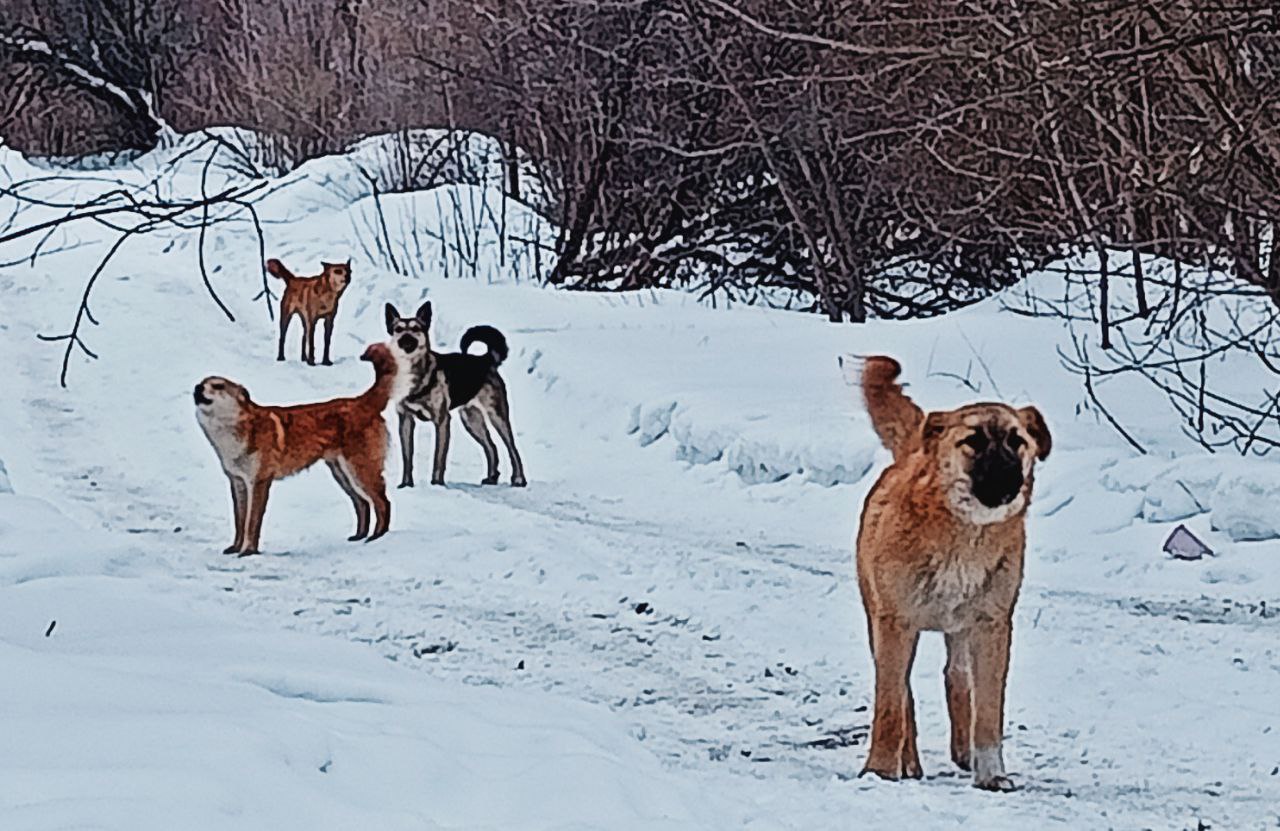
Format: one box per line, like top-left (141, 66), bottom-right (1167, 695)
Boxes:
top-left (861, 356), bottom-right (924, 463)
top-left (460, 325), bottom-right (508, 367)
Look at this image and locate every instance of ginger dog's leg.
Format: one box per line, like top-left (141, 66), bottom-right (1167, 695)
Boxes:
top-left (225, 476), bottom-right (248, 554)
top-left (970, 618), bottom-right (1016, 791)
top-left (946, 630), bottom-right (975, 771)
top-left (862, 615), bottom-right (923, 780)
top-left (240, 479), bottom-right (272, 556)
top-left (346, 454), bottom-right (390, 541)
top-left (327, 459), bottom-right (370, 541)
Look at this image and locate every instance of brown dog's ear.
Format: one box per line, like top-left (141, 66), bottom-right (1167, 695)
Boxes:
top-left (239, 386), bottom-right (250, 404)
top-left (415, 301), bottom-right (432, 329)
top-left (385, 303), bottom-right (399, 335)
top-left (921, 411), bottom-right (947, 445)
top-left (1019, 405), bottom-right (1052, 460)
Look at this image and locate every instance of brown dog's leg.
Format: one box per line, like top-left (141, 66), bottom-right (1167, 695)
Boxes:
top-left (225, 476), bottom-right (247, 554)
top-left (460, 406), bottom-right (500, 484)
top-left (397, 410), bottom-right (416, 488)
top-left (970, 618), bottom-right (1016, 791)
top-left (240, 479), bottom-right (271, 556)
top-left (321, 315), bottom-right (334, 366)
top-left (277, 310), bottom-right (292, 362)
top-left (303, 318), bottom-right (316, 365)
top-left (487, 397), bottom-right (526, 487)
top-left (945, 630), bottom-right (974, 771)
top-left (862, 615), bottom-right (923, 780)
top-left (430, 413), bottom-right (450, 486)
top-left (327, 460), bottom-right (370, 541)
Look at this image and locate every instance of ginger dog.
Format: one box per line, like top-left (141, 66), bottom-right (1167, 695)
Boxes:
top-left (856, 356), bottom-right (1050, 791)
top-left (268, 257), bottom-right (352, 365)
top-left (194, 343), bottom-right (402, 556)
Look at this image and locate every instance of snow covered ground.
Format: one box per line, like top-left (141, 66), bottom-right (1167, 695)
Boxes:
top-left (2, 133), bottom-right (1279, 829)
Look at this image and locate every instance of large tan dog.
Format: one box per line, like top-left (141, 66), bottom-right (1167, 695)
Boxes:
top-left (856, 356), bottom-right (1050, 791)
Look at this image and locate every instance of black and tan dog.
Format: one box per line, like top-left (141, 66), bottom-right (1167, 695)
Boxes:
top-left (385, 301), bottom-right (527, 488)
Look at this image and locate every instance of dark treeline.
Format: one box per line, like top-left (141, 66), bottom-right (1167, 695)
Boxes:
top-left (3, 1), bottom-right (1280, 321)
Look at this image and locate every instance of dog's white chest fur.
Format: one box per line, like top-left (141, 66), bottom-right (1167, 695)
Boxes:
top-left (197, 411), bottom-right (255, 477)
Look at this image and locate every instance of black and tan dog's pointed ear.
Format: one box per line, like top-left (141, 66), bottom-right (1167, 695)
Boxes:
top-left (1019, 405), bottom-right (1052, 460)
top-left (416, 301), bottom-right (432, 329)
top-left (384, 303), bottom-right (399, 335)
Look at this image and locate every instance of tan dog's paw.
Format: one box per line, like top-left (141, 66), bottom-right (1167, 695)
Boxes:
top-left (974, 774), bottom-right (1017, 792)
top-left (860, 750), bottom-right (923, 781)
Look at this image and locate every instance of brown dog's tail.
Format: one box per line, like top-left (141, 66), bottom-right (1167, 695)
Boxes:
top-left (356, 342), bottom-right (399, 416)
top-left (861, 356), bottom-right (924, 462)
top-left (266, 258), bottom-right (298, 283)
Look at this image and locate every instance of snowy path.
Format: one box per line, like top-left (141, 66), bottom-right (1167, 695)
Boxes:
top-left (4, 272), bottom-right (1278, 829)
top-left (1, 148), bottom-right (1278, 827)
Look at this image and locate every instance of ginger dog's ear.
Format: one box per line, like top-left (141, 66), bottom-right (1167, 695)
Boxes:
top-left (1018, 405), bottom-right (1052, 461)
top-left (384, 303), bottom-right (400, 335)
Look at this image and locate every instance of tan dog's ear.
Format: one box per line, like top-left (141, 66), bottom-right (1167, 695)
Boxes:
top-left (239, 386), bottom-right (250, 404)
top-left (921, 411), bottom-right (947, 445)
top-left (1018, 405), bottom-right (1051, 460)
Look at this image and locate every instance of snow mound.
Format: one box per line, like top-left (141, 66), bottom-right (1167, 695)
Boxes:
top-left (1210, 465), bottom-right (1280, 541)
top-left (0, 492), bottom-right (725, 830)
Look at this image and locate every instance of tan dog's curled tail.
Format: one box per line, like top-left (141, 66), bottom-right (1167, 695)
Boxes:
top-left (266, 258), bottom-right (298, 283)
top-left (861, 356), bottom-right (924, 463)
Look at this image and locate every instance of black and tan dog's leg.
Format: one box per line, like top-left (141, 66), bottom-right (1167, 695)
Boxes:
top-left (327, 459), bottom-right (370, 541)
top-left (397, 409), bottom-right (416, 488)
top-left (460, 406), bottom-right (500, 484)
top-left (487, 397), bottom-right (526, 487)
top-left (430, 412), bottom-right (451, 486)
top-left (224, 475), bottom-right (248, 554)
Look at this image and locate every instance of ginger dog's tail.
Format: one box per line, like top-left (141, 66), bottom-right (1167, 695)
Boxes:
top-left (861, 356), bottom-right (924, 462)
top-left (266, 258), bottom-right (299, 282)
top-left (356, 343), bottom-right (400, 416)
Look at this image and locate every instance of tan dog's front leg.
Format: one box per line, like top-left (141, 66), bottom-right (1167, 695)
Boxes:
top-left (970, 618), bottom-right (1015, 791)
top-left (862, 616), bottom-right (923, 780)
top-left (240, 479), bottom-right (272, 556)
top-left (224, 476), bottom-right (247, 554)
top-left (945, 630), bottom-right (974, 770)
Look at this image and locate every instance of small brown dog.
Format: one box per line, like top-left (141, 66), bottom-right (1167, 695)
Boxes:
top-left (856, 356), bottom-right (1050, 791)
top-left (268, 257), bottom-right (352, 366)
top-left (194, 342), bottom-right (402, 556)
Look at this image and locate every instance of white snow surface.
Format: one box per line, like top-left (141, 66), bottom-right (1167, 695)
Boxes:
top-left (1, 132), bottom-right (1279, 829)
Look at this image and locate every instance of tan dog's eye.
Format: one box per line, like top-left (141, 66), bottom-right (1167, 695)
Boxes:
top-left (959, 432), bottom-right (988, 451)
top-left (1007, 432), bottom-right (1025, 450)
top-left (211, 382), bottom-right (224, 390)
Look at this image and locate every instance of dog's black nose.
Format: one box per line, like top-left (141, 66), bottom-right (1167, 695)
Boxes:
top-left (971, 451), bottom-right (1024, 509)
top-left (398, 334), bottom-right (419, 353)
top-left (193, 383), bottom-right (211, 406)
